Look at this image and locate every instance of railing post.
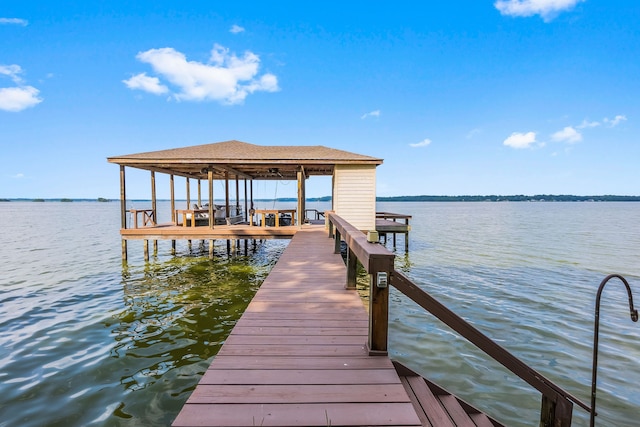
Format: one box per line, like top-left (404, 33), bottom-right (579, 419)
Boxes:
top-left (328, 220), bottom-right (334, 238)
top-left (368, 262), bottom-right (392, 356)
top-left (334, 229), bottom-right (341, 254)
top-left (405, 217), bottom-right (410, 252)
top-left (346, 247), bottom-right (357, 290)
top-left (541, 394), bottom-right (573, 427)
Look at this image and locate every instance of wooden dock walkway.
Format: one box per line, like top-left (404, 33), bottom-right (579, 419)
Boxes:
top-left (172, 226), bottom-right (423, 426)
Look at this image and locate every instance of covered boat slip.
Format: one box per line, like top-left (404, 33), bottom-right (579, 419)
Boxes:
top-left (108, 140), bottom-right (384, 260)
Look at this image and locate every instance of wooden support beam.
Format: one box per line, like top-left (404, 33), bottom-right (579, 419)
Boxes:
top-left (120, 165), bottom-right (127, 229)
top-left (250, 180), bottom-right (254, 224)
top-left (120, 165), bottom-right (127, 260)
top-left (197, 179), bottom-right (202, 206)
top-left (297, 167), bottom-right (306, 226)
top-left (405, 218), bottom-right (410, 252)
top-left (541, 394), bottom-right (573, 427)
top-left (346, 247), bottom-right (357, 290)
top-left (235, 176), bottom-right (240, 216)
top-left (244, 179), bottom-right (248, 223)
top-left (208, 169), bottom-right (214, 229)
top-left (151, 171), bottom-right (157, 250)
top-left (214, 164), bottom-right (252, 180)
top-left (170, 174), bottom-right (175, 223)
top-left (151, 171), bottom-right (157, 219)
top-left (225, 171), bottom-right (230, 219)
top-left (171, 173), bottom-right (176, 249)
top-left (334, 230), bottom-right (341, 254)
top-left (186, 177), bottom-right (191, 209)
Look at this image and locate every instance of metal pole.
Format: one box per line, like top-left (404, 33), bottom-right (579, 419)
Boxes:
top-left (590, 274), bottom-right (638, 427)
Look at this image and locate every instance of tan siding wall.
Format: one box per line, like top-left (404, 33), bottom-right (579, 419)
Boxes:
top-left (333, 165), bottom-right (376, 231)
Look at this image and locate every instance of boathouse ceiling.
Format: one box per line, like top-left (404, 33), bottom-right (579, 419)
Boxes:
top-left (107, 140), bottom-right (383, 181)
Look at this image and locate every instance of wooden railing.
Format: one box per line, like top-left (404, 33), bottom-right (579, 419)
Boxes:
top-left (376, 211), bottom-right (412, 222)
top-left (305, 209), bottom-right (325, 221)
top-left (327, 212), bottom-right (591, 427)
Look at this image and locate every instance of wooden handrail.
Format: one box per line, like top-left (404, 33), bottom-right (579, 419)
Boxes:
top-left (391, 270), bottom-right (590, 414)
top-left (328, 213), bottom-right (394, 274)
top-left (328, 213), bottom-right (394, 355)
top-left (376, 211), bottom-right (412, 220)
top-left (327, 212), bottom-right (591, 426)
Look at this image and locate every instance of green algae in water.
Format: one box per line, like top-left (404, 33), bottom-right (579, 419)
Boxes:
top-left (105, 244), bottom-right (285, 425)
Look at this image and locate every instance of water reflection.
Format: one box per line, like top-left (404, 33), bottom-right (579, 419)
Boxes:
top-left (104, 240), bottom-right (286, 424)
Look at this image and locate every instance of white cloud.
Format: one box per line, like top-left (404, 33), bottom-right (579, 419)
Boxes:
top-left (503, 131), bottom-right (537, 149)
top-left (551, 126), bottom-right (582, 143)
top-left (0, 64), bottom-right (24, 83)
top-left (123, 72), bottom-right (169, 95)
top-left (0, 86), bottom-right (42, 112)
top-left (361, 110), bottom-right (380, 119)
top-left (0, 18), bottom-right (28, 26)
top-left (409, 138), bottom-right (432, 148)
top-left (604, 115), bottom-right (627, 127)
top-left (12, 173), bottom-right (25, 178)
top-left (126, 44), bottom-right (279, 104)
top-left (466, 128), bottom-right (482, 139)
top-left (577, 119), bottom-right (600, 129)
top-left (0, 64), bottom-right (42, 112)
top-left (230, 24), bottom-right (245, 34)
top-left (494, 0), bottom-right (584, 21)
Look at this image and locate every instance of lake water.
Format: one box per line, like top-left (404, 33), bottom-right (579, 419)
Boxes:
top-left (0, 201), bottom-right (638, 426)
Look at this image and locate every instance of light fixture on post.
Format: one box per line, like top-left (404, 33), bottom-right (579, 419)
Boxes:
top-left (590, 274), bottom-right (638, 427)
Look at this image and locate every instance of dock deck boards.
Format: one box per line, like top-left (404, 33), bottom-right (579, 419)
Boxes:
top-left (121, 223), bottom-right (299, 240)
top-left (171, 227), bottom-right (422, 427)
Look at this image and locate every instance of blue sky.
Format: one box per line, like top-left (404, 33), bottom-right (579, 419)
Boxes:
top-left (1, 0), bottom-right (638, 199)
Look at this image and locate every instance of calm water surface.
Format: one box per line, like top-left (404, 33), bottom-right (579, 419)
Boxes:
top-left (0, 201), bottom-right (638, 426)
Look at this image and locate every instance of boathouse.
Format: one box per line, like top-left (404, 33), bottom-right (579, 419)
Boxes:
top-left (108, 140), bottom-right (391, 259)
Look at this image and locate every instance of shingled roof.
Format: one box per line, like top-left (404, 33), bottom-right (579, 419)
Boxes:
top-left (108, 140), bottom-right (382, 180)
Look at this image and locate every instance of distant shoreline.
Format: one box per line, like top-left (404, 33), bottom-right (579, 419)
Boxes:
top-left (2, 195), bottom-right (640, 202)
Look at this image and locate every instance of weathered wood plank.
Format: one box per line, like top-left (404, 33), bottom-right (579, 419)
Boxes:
top-left (216, 343), bottom-right (368, 357)
top-left (252, 292), bottom-right (360, 302)
top-left (230, 326), bottom-right (367, 336)
top-left (199, 368), bottom-right (402, 385)
top-left (173, 402), bottom-right (422, 427)
top-left (400, 376), bottom-right (434, 427)
top-left (244, 301), bottom-right (365, 312)
top-left (225, 334), bottom-right (366, 345)
top-left (469, 412), bottom-right (496, 427)
top-left (209, 355), bottom-right (395, 370)
top-left (406, 375), bottom-right (456, 427)
top-left (238, 311), bottom-right (366, 321)
top-left (437, 394), bottom-right (477, 427)
top-left (234, 318), bottom-right (368, 328)
top-left (187, 383), bottom-right (411, 403)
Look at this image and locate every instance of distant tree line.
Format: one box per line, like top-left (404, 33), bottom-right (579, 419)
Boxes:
top-left (376, 195), bottom-right (640, 202)
top-left (2, 195), bottom-right (638, 203)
